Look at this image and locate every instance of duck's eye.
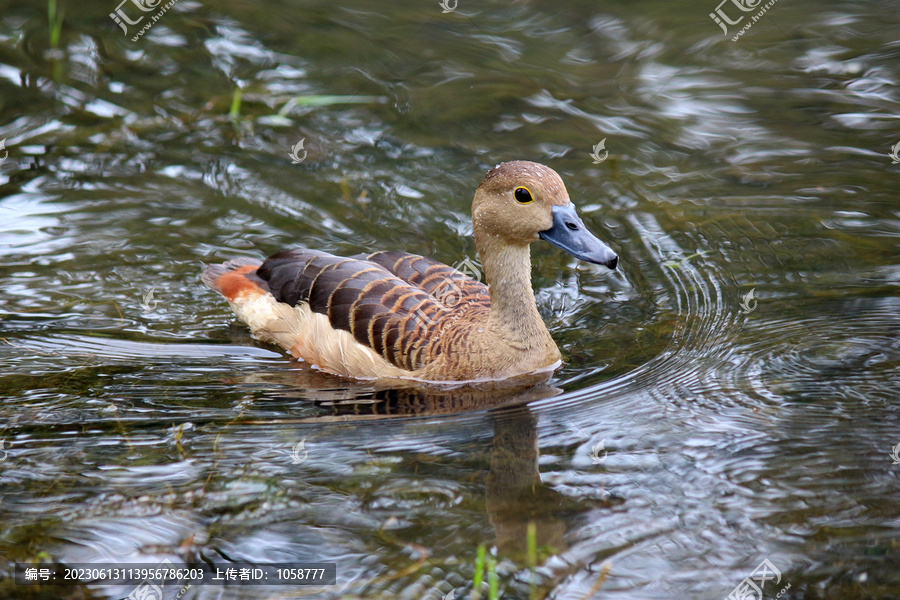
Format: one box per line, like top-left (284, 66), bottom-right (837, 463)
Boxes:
top-left (514, 186), bottom-right (534, 204)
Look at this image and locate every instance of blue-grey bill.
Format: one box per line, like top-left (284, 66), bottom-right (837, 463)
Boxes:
top-left (538, 203), bottom-right (618, 269)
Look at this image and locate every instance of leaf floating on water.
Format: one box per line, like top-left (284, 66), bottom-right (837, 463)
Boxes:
top-left (258, 115), bottom-right (294, 127)
top-left (581, 562), bottom-right (612, 600)
top-left (278, 95), bottom-right (389, 117)
top-left (662, 250), bottom-right (707, 269)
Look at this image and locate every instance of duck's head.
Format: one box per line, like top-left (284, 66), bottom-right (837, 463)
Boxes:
top-left (472, 161), bottom-right (618, 269)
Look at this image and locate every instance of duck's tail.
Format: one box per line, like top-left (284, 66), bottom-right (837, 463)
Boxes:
top-left (201, 258), bottom-right (269, 301)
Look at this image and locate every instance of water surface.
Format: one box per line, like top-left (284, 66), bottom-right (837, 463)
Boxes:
top-left (1, 0), bottom-right (899, 598)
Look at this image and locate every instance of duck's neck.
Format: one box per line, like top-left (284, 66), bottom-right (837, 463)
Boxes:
top-left (476, 232), bottom-right (554, 350)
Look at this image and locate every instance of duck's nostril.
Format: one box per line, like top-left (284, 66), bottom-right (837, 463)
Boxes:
top-left (565, 222), bottom-right (578, 231)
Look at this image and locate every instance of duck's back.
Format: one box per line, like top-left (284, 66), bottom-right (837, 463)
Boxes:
top-left (203, 249), bottom-right (490, 379)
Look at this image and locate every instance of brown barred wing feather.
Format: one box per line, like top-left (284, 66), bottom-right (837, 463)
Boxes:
top-left (257, 249), bottom-right (448, 371)
top-left (354, 251), bottom-right (489, 309)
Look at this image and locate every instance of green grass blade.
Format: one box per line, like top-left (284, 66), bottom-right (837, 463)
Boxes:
top-left (229, 87), bottom-right (242, 121)
top-left (527, 521), bottom-right (537, 600)
top-left (48, 0), bottom-right (64, 49)
top-left (487, 554), bottom-right (498, 600)
top-left (472, 544), bottom-right (486, 600)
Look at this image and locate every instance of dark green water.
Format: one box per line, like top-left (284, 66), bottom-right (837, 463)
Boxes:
top-left (1, 0), bottom-right (899, 598)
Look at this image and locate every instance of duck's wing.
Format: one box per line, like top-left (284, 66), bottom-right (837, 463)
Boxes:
top-left (352, 251), bottom-right (489, 308)
top-left (256, 249), bottom-right (451, 371)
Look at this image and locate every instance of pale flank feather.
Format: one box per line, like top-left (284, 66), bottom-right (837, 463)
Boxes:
top-left (228, 292), bottom-right (407, 379)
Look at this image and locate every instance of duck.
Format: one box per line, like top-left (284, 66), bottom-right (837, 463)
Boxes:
top-left (202, 161), bottom-right (618, 382)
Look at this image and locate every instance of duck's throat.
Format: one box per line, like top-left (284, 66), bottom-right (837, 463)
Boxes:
top-left (477, 236), bottom-right (554, 350)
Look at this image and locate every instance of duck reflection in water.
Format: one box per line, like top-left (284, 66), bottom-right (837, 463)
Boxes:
top-left (249, 373), bottom-right (620, 565)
